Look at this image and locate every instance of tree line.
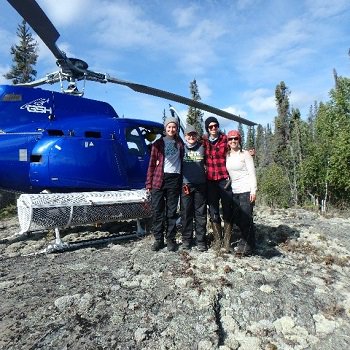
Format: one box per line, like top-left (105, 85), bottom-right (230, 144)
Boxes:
top-left (4, 22), bottom-right (350, 210)
top-left (184, 77), bottom-right (349, 210)
top-left (238, 78), bottom-right (350, 210)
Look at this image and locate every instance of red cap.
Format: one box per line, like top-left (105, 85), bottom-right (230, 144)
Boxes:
top-left (227, 130), bottom-right (241, 141)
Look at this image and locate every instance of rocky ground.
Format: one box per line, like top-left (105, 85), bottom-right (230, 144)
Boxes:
top-left (0, 207), bottom-right (350, 350)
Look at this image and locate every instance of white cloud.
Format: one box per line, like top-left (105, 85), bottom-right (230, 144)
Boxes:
top-left (236, 0), bottom-right (258, 11)
top-left (223, 105), bottom-right (248, 118)
top-left (0, 65), bottom-right (10, 84)
top-left (172, 6), bottom-right (198, 28)
top-left (246, 18), bottom-right (311, 68)
top-left (91, 3), bottom-right (162, 49)
top-left (305, 0), bottom-right (350, 19)
top-left (38, 0), bottom-right (91, 27)
top-left (244, 88), bottom-right (275, 114)
top-left (195, 79), bottom-right (212, 101)
top-left (0, 28), bottom-right (15, 56)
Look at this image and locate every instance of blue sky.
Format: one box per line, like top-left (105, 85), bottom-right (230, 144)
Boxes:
top-left (0, 0), bottom-right (349, 131)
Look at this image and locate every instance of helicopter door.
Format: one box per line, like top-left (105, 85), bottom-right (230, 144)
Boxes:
top-left (125, 127), bottom-right (149, 188)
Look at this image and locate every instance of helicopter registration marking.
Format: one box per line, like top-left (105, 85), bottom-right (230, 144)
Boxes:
top-left (20, 98), bottom-right (52, 114)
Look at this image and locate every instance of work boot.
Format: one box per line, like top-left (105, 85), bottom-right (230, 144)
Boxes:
top-left (181, 240), bottom-right (191, 250)
top-left (151, 240), bottom-right (165, 252)
top-left (211, 222), bottom-right (222, 251)
top-left (197, 241), bottom-right (207, 252)
top-left (222, 221), bottom-right (233, 253)
top-left (166, 239), bottom-right (177, 252)
top-left (234, 238), bottom-right (253, 257)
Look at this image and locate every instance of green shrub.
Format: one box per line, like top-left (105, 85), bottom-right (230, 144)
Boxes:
top-left (258, 164), bottom-right (291, 208)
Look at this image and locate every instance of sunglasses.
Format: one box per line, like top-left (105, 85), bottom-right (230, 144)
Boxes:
top-left (208, 124), bottom-right (218, 130)
top-left (228, 137), bottom-right (239, 141)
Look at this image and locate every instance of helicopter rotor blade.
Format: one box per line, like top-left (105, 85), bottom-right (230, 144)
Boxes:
top-left (7, 0), bottom-right (66, 60)
top-left (106, 76), bottom-right (256, 126)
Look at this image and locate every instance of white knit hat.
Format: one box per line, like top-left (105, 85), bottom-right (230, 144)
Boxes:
top-left (164, 117), bottom-right (179, 129)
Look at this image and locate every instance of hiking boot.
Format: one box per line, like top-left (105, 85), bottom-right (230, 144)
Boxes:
top-left (197, 242), bottom-right (207, 252)
top-left (211, 222), bottom-right (222, 251)
top-left (234, 239), bottom-right (253, 257)
top-left (181, 241), bottom-right (191, 250)
top-left (222, 221), bottom-right (233, 253)
top-left (151, 240), bottom-right (165, 252)
top-left (166, 239), bottom-right (177, 252)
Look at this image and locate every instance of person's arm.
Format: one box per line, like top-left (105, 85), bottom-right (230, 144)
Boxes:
top-left (245, 151), bottom-right (257, 202)
top-left (145, 142), bottom-right (159, 190)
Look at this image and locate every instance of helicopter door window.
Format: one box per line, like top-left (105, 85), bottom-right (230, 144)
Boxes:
top-left (126, 128), bottom-right (145, 156)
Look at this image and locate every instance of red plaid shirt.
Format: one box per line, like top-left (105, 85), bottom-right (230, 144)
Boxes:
top-left (203, 133), bottom-right (229, 181)
top-left (146, 137), bottom-right (184, 190)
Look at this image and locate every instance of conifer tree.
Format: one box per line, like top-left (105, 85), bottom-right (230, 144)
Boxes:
top-left (4, 20), bottom-right (38, 84)
top-left (238, 122), bottom-right (245, 146)
top-left (245, 126), bottom-right (255, 150)
top-left (302, 76), bottom-right (350, 205)
top-left (254, 124), bottom-right (264, 167)
top-left (274, 81), bottom-right (291, 163)
top-left (186, 79), bottom-right (204, 135)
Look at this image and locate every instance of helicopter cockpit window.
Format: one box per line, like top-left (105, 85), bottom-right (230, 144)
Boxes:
top-left (85, 131), bottom-right (101, 138)
top-left (125, 127), bottom-right (145, 156)
top-left (140, 126), bottom-right (163, 153)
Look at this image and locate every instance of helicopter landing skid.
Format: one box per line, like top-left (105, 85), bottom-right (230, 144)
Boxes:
top-left (42, 222), bottom-right (146, 254)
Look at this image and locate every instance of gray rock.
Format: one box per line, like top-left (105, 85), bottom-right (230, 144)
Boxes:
top-left (0, 207), bottom-right (349, 349)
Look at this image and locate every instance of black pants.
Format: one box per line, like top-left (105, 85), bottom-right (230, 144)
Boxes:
top-left (181, 183), bottom-right (207, 244)
top-left (151, 173), bottom-right (181, 242)
top-left (207, 179), bottom-right (233, 224)
top-left (232, 192), bottom-right (255, 248)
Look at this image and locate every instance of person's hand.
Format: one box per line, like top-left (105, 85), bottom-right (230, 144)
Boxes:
top-left (250, 194), bottom-right (256, 203)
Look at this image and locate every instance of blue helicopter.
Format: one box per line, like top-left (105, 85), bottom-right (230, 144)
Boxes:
top-left (1, 0), bottom-right (256, 195)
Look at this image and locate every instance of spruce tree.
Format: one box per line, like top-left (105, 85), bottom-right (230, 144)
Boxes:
top-left (245, 126), bottom-right (255, 150)
top-left (186, 79), bottom-right (204, 136)
top-left (238, 122), bottom-right (245, 146)
top-left (4, 20), bottom-right (38, 84)
top-left (254, 124), bottom-right (264, 167)
top-left (303, 76), bottom-right (350, 205)
top-left (274, 81), bottom-right (291, 162)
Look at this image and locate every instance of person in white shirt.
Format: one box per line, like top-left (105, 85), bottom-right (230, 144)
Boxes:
top-left (226, 130), bottom-right (257, 256)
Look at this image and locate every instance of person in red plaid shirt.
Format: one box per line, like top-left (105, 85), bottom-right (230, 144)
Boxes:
top-left (146, 117), bottom-right (184, 252)
top-left (203, 116), bottom-right (233, 251)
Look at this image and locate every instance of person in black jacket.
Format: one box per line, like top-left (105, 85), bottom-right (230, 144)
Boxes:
top-left (181, 125), bottom-right (207, 251)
